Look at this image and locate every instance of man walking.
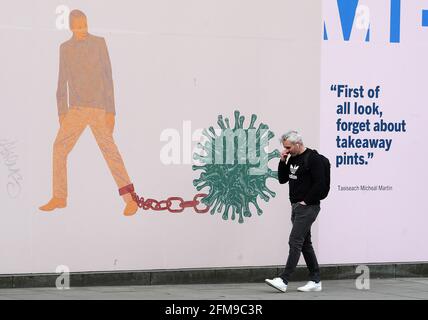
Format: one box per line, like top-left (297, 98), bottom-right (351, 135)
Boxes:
top-left (39, 10), bottom-right (138, 216)
top-left (265, 130), bottom-right (327, 292)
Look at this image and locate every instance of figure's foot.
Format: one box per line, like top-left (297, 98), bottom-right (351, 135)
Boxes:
top-left (265, 277), bottom-right (288, 293)
top-left (123, 201), bottom-right (138, 216)
top-left (39, 198), bottom-right (67, 211)
top-left (297, 281), bottom-right (322, 292)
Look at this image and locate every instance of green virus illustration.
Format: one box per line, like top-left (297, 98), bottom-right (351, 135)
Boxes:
top-left (192, 110), bottom-right (280, 224)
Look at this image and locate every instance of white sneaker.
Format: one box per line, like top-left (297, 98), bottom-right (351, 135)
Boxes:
top-left (297, 281), bottom-right (322, 292)
top-left (265, 277), bottom-right (287, 293)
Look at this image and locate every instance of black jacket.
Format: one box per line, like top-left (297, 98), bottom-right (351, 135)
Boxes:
top-left (278, 148), bottom-right (325, 205)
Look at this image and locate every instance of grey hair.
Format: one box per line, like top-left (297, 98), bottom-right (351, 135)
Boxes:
top-left (280, 130), bottom-right (303, 145)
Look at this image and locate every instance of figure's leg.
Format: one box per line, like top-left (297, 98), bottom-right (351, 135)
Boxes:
top-left (40, 109), bottom-right (87, 211)
top-left (302, 229), bottom-right (321, 283)
top-left (279, 204), bottom-right (319, 283)
top-left (89, 109), bottom-right (138, 216)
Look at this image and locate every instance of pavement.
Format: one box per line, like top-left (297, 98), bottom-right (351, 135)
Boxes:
top-left (0, 277), bottom-right (427, 300)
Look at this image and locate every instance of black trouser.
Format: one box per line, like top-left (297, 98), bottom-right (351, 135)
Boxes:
top-left (280, 203), bottom-right (321, 284)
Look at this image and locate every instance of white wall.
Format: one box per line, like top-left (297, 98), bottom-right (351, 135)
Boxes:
top-left (3, 0), bottom-right (424, 276)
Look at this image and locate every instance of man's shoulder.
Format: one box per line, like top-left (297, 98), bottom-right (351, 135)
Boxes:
top-left (60, 34), bottom-right (105, 46)
top-left (60, 38), bottom-right (73, 50)
top-left (299, 148), bottom-right (321, 167)
top-left (307, 149), bottom-right (327, 169)
top-left (83, 34), bottom-right (106, 47)
top-left (305, 148), bottom-right (322, 158)
top-left (300, 148), bottom-right (314, 161)
top-left (90, 34), bottom-right (106, 42)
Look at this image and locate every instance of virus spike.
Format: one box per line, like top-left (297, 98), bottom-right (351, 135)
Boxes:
top-left (250, 199), bottom-right (263, 215)
top-left (217, 115), bottom-right (227, 129)
top-left (192, 176), bottom-right (203, 185)
top-left (222, 205), bottom-right (231, 220)
top-left (200, 140), bottom-right (213, 149)
top-left (258, 125), bottom-right (270, 139)
top-left (268, 170), bottom-right (278, 179)
top-left (225, 117), bottom-right (231, 128)
top-left (209, 126), bottom-right (218, 137)
top-left (263, 185), bottom-right (276, 198)
top-left (202, 128), bottom-right (214, 139)
top-left (269, 149), bottom-right (280, 160)
top-left (231, 206), bottom-right (244, 224)
top-left (233, 110), bottom-right (241, 129)
top-left (238, 213), bottom-right (244, 224)
top-left (192, 165), bottom-right (206, 171)
top-left (217, 201), bottom-right (224, 214)
top-left (197, 173), bottom-right (209, 182)
top-left (233, 202), bottom-right (245, 223)
top-left (194, 155), bottom-right (206, 164)
top-left (210, 199), bottom-right (221, 215)
top-left (254, 185), bottom-right (269, 201)
top-left (243, 198), bottom-right (252, 217)
top-left (256, 123), bottom-right (269, 134)
top-left (249, 114), bottom-right (257, 129)
top-left (238, 116), bottom-right (244, 129)
top-left (203, 190), bottom-right (220, 208)
top-left (195, 182), bottom-right (210, 191)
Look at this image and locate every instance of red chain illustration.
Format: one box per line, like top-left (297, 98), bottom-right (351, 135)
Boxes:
top-left (131, 192), bottom-right (210, 214)
top-left (119, 184), bottom-right (210, 214)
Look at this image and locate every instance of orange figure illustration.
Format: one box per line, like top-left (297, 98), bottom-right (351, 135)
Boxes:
top-left (39, 10), bottom-right (138, 216)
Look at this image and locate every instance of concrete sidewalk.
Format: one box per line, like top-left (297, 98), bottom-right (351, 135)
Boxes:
top-left (0, 277), bottom-right (426, 300)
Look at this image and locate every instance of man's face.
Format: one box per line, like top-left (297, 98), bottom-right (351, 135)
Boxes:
top-left (70, 16), bottom-right (88, 36)
top-left (282, 139), bottom-right (300, 157)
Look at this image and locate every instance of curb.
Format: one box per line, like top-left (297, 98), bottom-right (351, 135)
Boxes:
top-left (0, 262), bottom-right (427, 288)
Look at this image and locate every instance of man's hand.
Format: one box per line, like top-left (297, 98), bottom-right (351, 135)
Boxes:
top-left (105, 112), bottom-right (115, 134)
top-left (59, 114), bottom-right (66, 126)
top-left (280, 150), bottom-right (289, 162)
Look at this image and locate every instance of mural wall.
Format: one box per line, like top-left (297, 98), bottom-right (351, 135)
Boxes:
top-left (1, 0), bottom-right (425, 275)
